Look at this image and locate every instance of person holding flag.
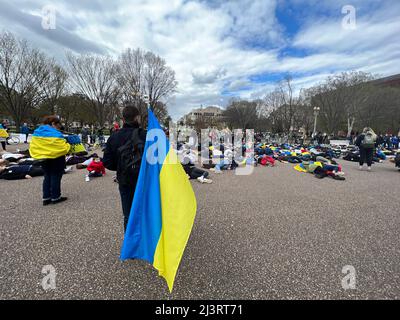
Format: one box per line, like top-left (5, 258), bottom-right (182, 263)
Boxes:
top-left (103, 105), bottom-right (146, 230)
top-left (120, 107), bottom-right (197, 293)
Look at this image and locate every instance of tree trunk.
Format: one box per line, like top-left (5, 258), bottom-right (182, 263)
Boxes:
top-left (15, 119), bottom-right (21, 133)
top-left (347, 116), bottom-right (355, 137)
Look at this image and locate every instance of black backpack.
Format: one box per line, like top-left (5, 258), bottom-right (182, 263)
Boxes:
top-left (117, 128), bottom-right (144, 186)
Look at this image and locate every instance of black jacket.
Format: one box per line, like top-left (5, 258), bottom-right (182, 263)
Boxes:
top-left (395, 153), bottom-right (400, 167)
top-left (354, 134), bottom-right (363, 147)
top-left (103, 123), bottom-right (146, 178)
top-left (41, 156), bottom-right (66, 174)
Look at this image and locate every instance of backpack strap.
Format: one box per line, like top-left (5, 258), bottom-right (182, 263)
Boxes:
top-left (131, 128), bottom-right (140, 143)
top-left (130, 128), bottom-right (145, 159)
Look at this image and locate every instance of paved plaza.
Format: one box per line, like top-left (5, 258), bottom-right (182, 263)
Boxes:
top-left (1, 145), bottom-right (400, 299)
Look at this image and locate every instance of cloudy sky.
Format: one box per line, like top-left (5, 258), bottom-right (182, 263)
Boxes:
top-left (0, 0), bottom-right (399, 119)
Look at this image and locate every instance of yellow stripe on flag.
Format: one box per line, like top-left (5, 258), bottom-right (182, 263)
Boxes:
top-left (29, 136), bottom-right (71, 159)
top-left (153, 149), bottom-right (197, 292)
top-left (0, 129), bottom-right (9, 138)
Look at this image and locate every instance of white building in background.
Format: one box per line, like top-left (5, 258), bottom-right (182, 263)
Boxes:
top-left (179, 105), bottom-right (225, 126)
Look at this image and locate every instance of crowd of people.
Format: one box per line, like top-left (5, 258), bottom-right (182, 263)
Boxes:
top-left (0, 119), bottom-right (122, 152)
top-left (0, 121), bottom-right (34, 151)
top-left (1, 108), bottom-right (399, 230)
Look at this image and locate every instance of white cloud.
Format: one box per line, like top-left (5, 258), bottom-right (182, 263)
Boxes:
top-left (0, 0), bottom-right (399, 120)
top-left (191, 67), bottom-right (227, 85)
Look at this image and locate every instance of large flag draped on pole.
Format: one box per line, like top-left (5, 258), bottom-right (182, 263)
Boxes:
top-left (120, 108), bottom-right (197, 292)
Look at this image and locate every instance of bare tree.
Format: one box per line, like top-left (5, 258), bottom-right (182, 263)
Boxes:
top-left (41, 60), bottom-right (68, 114)
top-left (332, 71), bottom-right (374, 137)
top-left (118, 48), bottom-right (144, 105)
top-left (294, 90), bottom-right (314, 138)
top-left (359, 86), bottom-right (400, 133)
top-left (262, 90), bottom-right (282, 118)
top-left (144, 51), bottom-right (177, 108)
top-left (0, 32), bottom-right (51, 130)
top-left (57, 94), bottom-right (94, 129)
top-left (307, 71), bottom-right (375, 136)
top-left (279, 76), bottom-right (297, 134)
top-left (264, 90), bottom-right (286, 133)
top-left (224, 99), bottom-right (258, 130)
top-left (117, 48), bottom-right (177, 122)
top-left (186, 113), bottom-right (208, 132)
top-left (66, 52), bottom-right (119, 126)
top-left (307, 83), bottom-right (345, 135)
top-left (263, 76), bottom-right (299, 135)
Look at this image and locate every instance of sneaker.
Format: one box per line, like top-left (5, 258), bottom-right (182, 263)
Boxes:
top-left (64, 166), bottom-right (73, 173)
top-left (197, 176), bottom-right (205, 184)
top-left (51, 197), bottom-right (68, 204)
top-left (43, 199), bottom-right (51, 206)
top-left (367, 166), bottom-right (372, 171)
top-left (333, 175), bottom-right (346, 180)
top-left (85, 176), bottom-right (90, 182)
top-left (202, 178), bottom-right (213, 184)
top-left (359, 166), bottom-right (363, 170)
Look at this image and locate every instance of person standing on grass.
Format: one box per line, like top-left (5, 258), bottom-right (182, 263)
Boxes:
top-left (103, 105), bottom-right (146, 231)
top-left (355, 127), bottom-right (377, 171)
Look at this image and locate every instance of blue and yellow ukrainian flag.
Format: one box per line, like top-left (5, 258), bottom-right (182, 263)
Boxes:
top-left (120, 109), bottom-right (197, 292)
top-left (0, 124), bottom-right (9, 138)
top-left (29, 125), bottom-right (71, 159)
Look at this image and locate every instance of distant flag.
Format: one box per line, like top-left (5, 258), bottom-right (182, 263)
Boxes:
top-left (120, 108), bottom-right (197, 292)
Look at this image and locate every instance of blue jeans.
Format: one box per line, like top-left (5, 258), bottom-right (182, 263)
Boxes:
top-left (322, 164), bottom-right (339, 172)
top-left (43, 172), bottom-right (63, 201)
top-left (89, 172), bottom-right (103, 178)
top-left (41, 157), bottom-right (65, 201)
top-left (215, 160), bottom-right (229, 172)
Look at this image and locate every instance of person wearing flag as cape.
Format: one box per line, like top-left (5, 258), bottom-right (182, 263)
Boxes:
top-left (0, 123), bottom-right (9, 151)
top-left (29, 116), bottom-right (71, 205)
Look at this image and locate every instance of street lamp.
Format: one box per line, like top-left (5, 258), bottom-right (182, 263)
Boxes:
top-left (143, 94), bottom-right (150, 108)
top-left (312, 106), bottom-right (320, 138)
top-left (132, 91), bottom-right (150, 107)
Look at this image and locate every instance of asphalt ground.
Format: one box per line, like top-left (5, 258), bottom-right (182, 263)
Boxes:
top-left (1, 145), bottom-right (399, 299)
